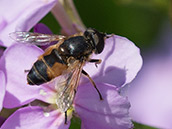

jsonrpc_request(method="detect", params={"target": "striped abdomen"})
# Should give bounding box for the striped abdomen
[27,49,67,85]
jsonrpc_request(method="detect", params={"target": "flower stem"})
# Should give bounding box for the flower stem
[51,0,86,35]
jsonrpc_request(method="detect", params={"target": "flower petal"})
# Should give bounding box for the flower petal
[33,23,56,50]
[51,2,85,36]
[36,80,60,104]
[1,106,70,129]
[128,54,172,129]
[0,116,6,128]
[0,47,4,58]
[126,23,172,129]
[74,83,133,129]
[0,71,5,111]
[83,35,143,87]
[33,23,53,34]
[0,44,44,108]
[0,0,57,47]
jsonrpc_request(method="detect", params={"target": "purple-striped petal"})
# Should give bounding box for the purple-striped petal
[74,83,133,129]
[1,106,70,129]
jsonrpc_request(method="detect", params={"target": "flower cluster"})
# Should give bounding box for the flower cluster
[0,0,143,129]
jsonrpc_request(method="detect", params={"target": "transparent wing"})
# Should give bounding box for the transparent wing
[9,32,66,46]
[54,60,84,112]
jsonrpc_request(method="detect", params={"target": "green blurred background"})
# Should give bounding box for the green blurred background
[40,0,171,128]
[42,0,170,49]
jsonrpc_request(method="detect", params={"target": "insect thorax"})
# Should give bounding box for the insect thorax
[58,36,93,60]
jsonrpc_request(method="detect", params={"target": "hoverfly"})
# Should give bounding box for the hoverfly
[10,28,108,123]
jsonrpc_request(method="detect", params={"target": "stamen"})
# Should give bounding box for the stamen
[39,89,47,96]
[44,112,50,117]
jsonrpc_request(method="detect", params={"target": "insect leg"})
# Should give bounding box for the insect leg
[74,89,77,95]
[88,59,102,67]
[82,70,103,100]
[65,111,67,124]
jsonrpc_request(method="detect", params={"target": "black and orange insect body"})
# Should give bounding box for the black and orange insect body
[27,47,67,85]
[10,28,108,122]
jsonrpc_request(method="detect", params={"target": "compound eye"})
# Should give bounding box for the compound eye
[84,28,95,37]
[84,28,105,54]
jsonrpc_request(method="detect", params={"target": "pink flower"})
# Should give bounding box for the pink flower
[0,0,85,47]
[0,0,57,47]
[0,34,142,128]
[0,0,143,128]
[127,23,172,128]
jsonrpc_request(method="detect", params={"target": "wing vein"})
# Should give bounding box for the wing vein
[55,61,85,112]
